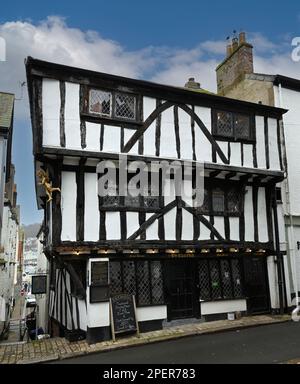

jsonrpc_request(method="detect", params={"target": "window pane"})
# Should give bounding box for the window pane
[151,261,164,304]
[216,111,233,137]
[227,187,240,214]
[220,260,233,298]
[123,261,136,295]
[212,188,224,214]
[109,262,122,295]
[115,93,136,120]
[209,260,222,299]
[234,113,250,139]
[137,261,151,305]
[198,260,210,300]
[89,89,111,116]
[231,259,243,297]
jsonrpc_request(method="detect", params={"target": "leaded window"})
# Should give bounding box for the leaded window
[198,258,243,301]
[87,88,138,122]
[195,182,242,217]
[89,89,111,116]
[109,260,164,306]
[213,110,254,141]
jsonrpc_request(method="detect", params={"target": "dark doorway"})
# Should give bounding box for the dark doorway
[165,260,199,320]
[243,257,270,314]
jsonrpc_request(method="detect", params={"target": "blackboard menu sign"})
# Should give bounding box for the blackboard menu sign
[91,261,108,286]
[110,294,139,341]
[31,275,47,294]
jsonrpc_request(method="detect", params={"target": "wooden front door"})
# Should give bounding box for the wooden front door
[165,260,199,320]
[243,257,270,314]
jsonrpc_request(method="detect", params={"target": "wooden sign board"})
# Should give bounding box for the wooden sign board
[31,275,47,295]
[110,294,139,341]
[91,261,108,286]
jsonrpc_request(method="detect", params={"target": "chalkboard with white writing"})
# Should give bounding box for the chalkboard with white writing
[110,294,139,340]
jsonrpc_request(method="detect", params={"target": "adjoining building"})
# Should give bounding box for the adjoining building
[215,32,300,306]
[0,93,21,339]
[26,56,288,343]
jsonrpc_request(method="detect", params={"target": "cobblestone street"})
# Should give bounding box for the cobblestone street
[0,315,290,364]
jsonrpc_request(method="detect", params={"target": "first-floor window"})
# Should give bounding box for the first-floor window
[198,258,243,301]
[109,260,164,306]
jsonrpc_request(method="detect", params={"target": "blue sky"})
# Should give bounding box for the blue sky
[0,0,300,225]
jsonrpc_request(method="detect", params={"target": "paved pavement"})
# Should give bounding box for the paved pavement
[55,321,300,364]
[0,314,290,364]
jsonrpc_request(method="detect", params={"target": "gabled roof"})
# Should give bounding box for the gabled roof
[0,92,14,129]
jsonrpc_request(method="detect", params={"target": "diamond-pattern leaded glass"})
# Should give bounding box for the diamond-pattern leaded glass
[125,194,140,207]
[115,93,136,120]
[102,195,120,207]
[227,188,240,214]
[231,259,242,297]
[137,261,151,306]
[217,111,233,136]
[89,89,111,116]
[220,260,233,298]
[198,260,210,300]
[144,196,159,209]
[209,260,222,299]
[212,188,224,214]
[123,261,136,295]
[234,113,250,139]
[151,261,164,304]
[109,262,122,295]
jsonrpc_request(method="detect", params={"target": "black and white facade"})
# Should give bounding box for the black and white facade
[26,57,288,343]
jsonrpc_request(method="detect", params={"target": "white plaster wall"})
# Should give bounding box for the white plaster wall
[216,141,228,164]
[84,173,99,241]
[181,209,194,240]
[106,212,121,240]
[61,171,77,241]
[193,106,212,162]
[143,97,157,156]
[257,187,268,242]
[124,128,139,154]
[267,256,279,309]
[229,217,240,241]
[243,144,253,168]
[103,125,121,153]
[126,212,140,238]
[201,299,247,315]
[42,78,60,147]
[275,87,300,214]
[230,142,241,167]
[136,305,167,322]
[244,186,254,241]
[160,107,177,158]
[214,216,225,239]
[256,116,266,169]
[65,82,81,149]
[268,118,280,170]
[178,107,193,160]
[85,122,100,151]
[145,213,158,240]
[164,209,176,240]
[199,216,211,240]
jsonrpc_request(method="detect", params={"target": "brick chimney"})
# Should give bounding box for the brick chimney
[216,32,253,96]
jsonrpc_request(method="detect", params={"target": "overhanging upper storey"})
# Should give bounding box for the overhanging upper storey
[26,56,287,176]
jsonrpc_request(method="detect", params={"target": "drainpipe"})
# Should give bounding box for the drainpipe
[272,185,284,314]
[278,82,299,310]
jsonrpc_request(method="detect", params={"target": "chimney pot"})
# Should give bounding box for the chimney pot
[184,78,201,89]
[226,44,233,57]
[239,32,246,45]
[232,37,239,51]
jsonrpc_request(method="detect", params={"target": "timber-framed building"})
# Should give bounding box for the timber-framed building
[26,57,288,343]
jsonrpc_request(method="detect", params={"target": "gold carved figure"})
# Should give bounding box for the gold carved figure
[37,169,61,203]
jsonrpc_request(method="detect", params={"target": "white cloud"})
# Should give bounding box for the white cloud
[0,16,300,224]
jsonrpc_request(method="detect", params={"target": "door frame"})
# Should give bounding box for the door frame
[163,258,200,321]
[242,256,270,315]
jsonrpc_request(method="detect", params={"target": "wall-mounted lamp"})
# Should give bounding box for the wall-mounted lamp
[229,247,238,253]
[201,249,210,254]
